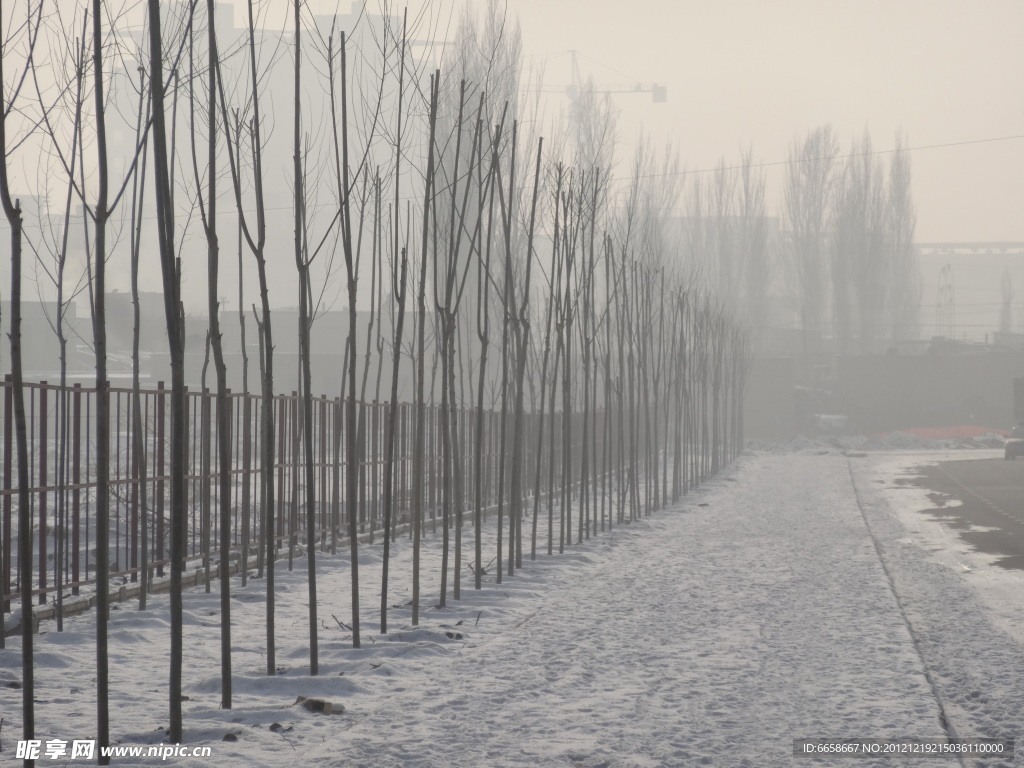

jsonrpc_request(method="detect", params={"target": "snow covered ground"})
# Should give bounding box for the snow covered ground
[2,445,1023,767]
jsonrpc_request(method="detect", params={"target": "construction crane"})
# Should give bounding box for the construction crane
[565,49,667,103]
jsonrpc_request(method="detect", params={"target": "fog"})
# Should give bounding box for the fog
[5,2,1024,759]
[511,0,1024,243]
[2,0,1023,423]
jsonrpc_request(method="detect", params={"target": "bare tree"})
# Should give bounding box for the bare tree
[144,0,190,744]
[334,31,362,647]
[736,148,770,339]
[473,110,503,583]
[411,71,439,626]
[781,125,837,378]
[529,165,561,560]
[129,62,151,614]
[1,0,44,752]
[887,133,919,343]
[291,0,318,676]
[434,82,483,604]
[187,0,232,704]
[504,133,543,572]
[90,1,115,754]
[832,131,898,354]
[27,16,91,628]
[217,0,278,674]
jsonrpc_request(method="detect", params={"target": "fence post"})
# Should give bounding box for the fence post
[332,396,341,554]
[39,382,48,605]
[224,388,233,556]
[141,387,151,596]
[290,392,299,564]
[241,393,252,582]
[399,402,407,541]
[156,382,166,577]
[359,400,367,535]
[184,385,192,564]
[429,403,437,533]
[2,374,11,613]
[72,384,81,595]
[371,400,379,537]
[130,389,139,583]
[256,393,266,577]
[277,396,286,547]
[201,388,211,591]
[319,397,327,549]
[115,389,122,573]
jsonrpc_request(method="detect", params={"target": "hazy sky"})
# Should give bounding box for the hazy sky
[285,0,1018,244]
[494,0,1023,243]
[3,0,1021,321]
[12,0,1023,245]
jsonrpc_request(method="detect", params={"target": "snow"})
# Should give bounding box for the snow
[2,448,1023,767]
[746,432,1008,454]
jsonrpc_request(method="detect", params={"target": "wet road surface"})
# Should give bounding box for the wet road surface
[904,456,1024,570]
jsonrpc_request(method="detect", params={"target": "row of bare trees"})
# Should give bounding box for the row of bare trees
[2,0,753,761]
[781,125,920,360]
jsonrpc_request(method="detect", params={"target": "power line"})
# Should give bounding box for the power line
[2,133,1021,231]
[625,134,1024,182]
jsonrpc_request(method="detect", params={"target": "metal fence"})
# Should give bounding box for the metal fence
[1,376,614,613]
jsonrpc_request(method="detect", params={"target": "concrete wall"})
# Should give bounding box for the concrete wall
[744,356,798,440]
[835,349,1024,434]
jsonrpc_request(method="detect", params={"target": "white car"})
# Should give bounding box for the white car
[1005,426,1024,459]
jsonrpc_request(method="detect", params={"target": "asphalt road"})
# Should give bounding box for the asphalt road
[905,456,1024,570]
